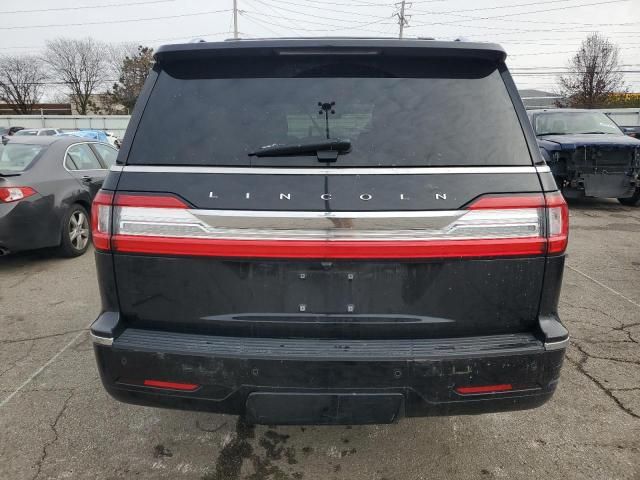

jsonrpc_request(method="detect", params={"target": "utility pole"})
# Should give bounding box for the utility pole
[233,0,239,39]
[394,1,411,39]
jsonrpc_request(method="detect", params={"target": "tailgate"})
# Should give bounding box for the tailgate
[108,168,550,339]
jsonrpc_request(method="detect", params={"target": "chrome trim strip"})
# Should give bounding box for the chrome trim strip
[191,209,466,233]
[544,337,569,351]
[63,141,110,173]
[115,165,546,175]
[90,332,114,346]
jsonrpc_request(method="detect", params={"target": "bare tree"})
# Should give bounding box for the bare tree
[105,42,139,80]
[43,38,110,115]
[0,55,47,114]
[558,33,626,108]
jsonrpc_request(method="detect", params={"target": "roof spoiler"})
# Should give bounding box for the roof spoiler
[154,38,507,63]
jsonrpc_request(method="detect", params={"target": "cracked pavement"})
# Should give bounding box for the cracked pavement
[1,197,639,480]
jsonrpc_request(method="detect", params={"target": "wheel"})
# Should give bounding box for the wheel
[57,204,91,257]
[618,188,640,206]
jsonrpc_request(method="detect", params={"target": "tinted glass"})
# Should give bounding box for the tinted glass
[534,112,623,136]
[129,58,531,167]
[65,143,102,170]
[0,143,45,172]
[93,143,118,167]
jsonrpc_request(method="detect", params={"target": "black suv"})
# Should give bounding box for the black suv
[90,39,569,425]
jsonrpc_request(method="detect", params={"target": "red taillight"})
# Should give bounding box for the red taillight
[545,191,569,254]
[91,192,188,252]
[91,190,114,251]
[101,191,568,259]
[143,379,199,391]
[113,193,188,208]
[455,384,513,395]
[467,193,545,210]
[0,186,37,203]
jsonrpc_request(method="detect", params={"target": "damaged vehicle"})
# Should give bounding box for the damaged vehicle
[529,109,640,206]
[90,38,569,425]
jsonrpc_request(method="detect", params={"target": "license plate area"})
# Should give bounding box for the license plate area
[287,268,356,314]
[245,392,404,425]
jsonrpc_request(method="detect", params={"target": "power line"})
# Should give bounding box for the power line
[256,0,391,19]
[412,10,640,28]
[411,0,628,18]
[409,0,632,33]
[0,0,177,15]
[411,0,594,15]
[0,8,232,31]
[266,0,399,6]
[242,0,306,36]
[244,0,393,26]
[239,10,393,32]
[509,47,640,57]
[511,70,640,75]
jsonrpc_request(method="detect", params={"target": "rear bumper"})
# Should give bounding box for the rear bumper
[0,196,57,253]
[91,314,568,424]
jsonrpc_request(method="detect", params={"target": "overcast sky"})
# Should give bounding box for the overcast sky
[1,0,639,94]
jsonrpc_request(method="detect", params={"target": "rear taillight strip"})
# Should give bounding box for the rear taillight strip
[111,236,548,259]
[91,192,568,259]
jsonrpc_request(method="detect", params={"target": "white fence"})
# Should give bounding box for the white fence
[2,109,639,137]
[0,115,131,138]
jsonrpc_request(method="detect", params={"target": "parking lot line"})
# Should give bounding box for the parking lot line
[567,264,640,310]
[0,330,87,409]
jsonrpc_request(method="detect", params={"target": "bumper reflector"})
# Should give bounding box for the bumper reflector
[143,379,200,391]
[455,384,513,395]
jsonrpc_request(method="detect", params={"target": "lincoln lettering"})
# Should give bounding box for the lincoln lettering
[207,192,448,200]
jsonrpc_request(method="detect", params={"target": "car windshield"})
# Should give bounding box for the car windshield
[14,130,38,136]
[534,112,623,136]
[0,143,45,172]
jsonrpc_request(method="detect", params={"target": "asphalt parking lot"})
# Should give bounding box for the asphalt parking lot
[1,198,639,480]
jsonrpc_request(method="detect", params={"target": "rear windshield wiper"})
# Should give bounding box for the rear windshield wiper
[538,132,566,136]
[0,171,21,177]
[248,139,351,160]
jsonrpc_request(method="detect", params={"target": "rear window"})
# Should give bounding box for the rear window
[128,57,531,167]
[0,143,45,172]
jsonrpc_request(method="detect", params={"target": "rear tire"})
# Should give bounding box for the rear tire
[618,188,640,206]
[57,204,91,257]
